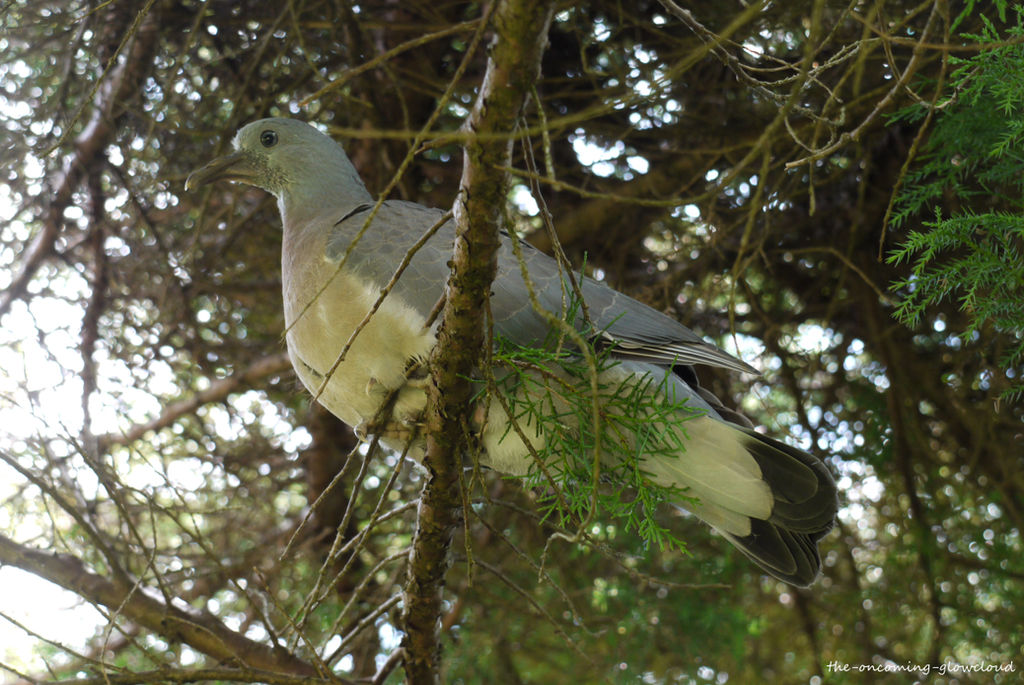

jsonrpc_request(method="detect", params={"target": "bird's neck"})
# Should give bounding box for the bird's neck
[278,151,374,231]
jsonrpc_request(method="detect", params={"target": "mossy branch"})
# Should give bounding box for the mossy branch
[399,1,557,683]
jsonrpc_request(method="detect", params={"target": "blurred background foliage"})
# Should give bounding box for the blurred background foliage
[0,0,1021,683]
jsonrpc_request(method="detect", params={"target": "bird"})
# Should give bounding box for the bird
[186,117,837,586]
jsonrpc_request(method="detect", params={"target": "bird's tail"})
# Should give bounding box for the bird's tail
[645,417,837,586]
[481,359,837,585]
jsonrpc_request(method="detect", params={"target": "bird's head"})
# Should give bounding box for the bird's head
[186,118,353,197]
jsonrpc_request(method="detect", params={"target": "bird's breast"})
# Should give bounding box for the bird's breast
[281,228,436,429]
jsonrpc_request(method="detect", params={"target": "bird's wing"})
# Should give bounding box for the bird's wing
[324,200,454,318]
[326,199,755,374]
[490,232,758,374]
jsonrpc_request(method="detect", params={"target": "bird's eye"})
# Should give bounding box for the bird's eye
[259,130,278,147]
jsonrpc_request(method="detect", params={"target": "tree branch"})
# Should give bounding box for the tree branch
[0,2,160,319]
[97,352,292,448]
[399,1,556,682]
[0,534,323,679]
[21,667,344,685]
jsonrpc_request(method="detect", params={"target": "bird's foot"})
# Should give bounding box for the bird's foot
[365,372,429,426]
[354,415,424,454]
[360,367,430,457]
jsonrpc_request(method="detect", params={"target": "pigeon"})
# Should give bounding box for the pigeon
[186,118,837,585]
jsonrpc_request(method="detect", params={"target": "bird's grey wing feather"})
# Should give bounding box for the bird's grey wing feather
[325,200,557,346]
[326,199,754,374]
[324,200,456,322]
[492,234,757,374]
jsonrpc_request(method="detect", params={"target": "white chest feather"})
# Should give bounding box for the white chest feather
[281,226,436,429]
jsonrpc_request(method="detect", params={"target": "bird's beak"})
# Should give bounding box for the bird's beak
[185,150,258,191]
